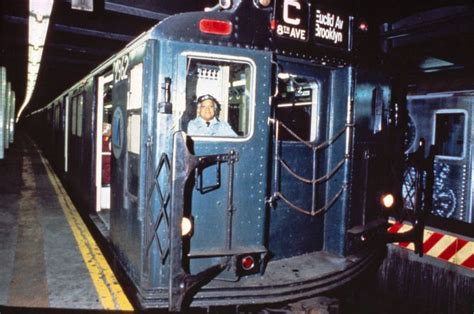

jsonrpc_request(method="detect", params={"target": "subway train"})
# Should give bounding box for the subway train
[404,71,474,236]
[25,0,428,311]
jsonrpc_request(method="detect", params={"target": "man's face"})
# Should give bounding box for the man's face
[198,99,216,122]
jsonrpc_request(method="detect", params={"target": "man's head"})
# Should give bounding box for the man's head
[197,94,218,122]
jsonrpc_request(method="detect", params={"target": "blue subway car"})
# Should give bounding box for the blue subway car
[26,0,419,310]
[405,72,474,234]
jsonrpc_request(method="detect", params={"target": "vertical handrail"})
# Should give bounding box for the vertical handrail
[311,147,317,213]
[273,119,280,199]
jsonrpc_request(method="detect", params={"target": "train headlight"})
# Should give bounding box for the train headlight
[381,193,395,209]
[181,217,193,236]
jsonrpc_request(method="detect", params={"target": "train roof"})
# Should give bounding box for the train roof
[152,0,353,66]
[30,0,356,116]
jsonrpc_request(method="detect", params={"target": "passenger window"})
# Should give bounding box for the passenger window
[77,94,83,137]
[71,97,77,135]
[275,74,319,142]
[126,63,143,199]
[127,63,142,154]
[434,112,466,158]
[183,58,253,138]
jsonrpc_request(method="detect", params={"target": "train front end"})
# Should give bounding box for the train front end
[108,1,400,310]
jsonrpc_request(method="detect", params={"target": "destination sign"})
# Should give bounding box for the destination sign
[274,0,309,42]
[313,8,349,49]
[273,1,351,51]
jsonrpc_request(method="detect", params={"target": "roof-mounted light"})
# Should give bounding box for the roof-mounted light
[199,19,232,36]
[219,0,232,10]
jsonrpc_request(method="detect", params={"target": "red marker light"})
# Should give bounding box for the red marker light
[241,255,255,270]
[270,19,276,30]
[199,19,232,36]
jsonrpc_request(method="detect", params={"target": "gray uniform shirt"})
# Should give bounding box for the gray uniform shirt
[187,117,237,137]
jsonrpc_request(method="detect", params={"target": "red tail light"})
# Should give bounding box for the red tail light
[241,255,255,270]
[199,19,232,36]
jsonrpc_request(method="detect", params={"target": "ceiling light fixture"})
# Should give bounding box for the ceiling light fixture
[16,0,54,122]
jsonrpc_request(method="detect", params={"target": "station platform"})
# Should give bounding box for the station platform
[0,133,133,312]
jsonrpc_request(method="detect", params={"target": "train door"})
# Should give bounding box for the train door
[172,50,272,279]
[95,73,113,217]
[110,54,144,230]
[67,90,84,190]
[268,61,349,257]
[407,94,473,223]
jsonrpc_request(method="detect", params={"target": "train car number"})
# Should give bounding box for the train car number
[113,55,129,83]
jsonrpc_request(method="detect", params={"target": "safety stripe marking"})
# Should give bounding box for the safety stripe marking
[438,239,468,261]
[423,231,444,253]
[425,234,456,257]
[388,219,474,270]
[36,144,133,311]
[449,241,472,265]
[461,254,474,268]
[388,223,404,234]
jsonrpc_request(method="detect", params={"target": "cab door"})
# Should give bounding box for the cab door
[173,49,272,278]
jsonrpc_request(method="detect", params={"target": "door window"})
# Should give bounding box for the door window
[126,63,143,198]
[434,111,466,159]
[275,74,319,142]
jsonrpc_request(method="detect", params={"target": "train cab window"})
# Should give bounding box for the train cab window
[434,111,466,158]
[275,74,319,142]
[183,57,253,138]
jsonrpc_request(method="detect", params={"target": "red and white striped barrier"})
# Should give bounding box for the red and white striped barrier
[388,220,474,270]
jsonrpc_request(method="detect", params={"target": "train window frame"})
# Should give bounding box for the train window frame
[126,62,143,155]
[275,73,320,143]
[125,62,143,200]
[178,52,256,142]
[432,109,468,160]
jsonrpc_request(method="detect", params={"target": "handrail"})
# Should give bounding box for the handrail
[278,120,352,151]
[279,155,347,185]
[270,117,352,216]
[275,184,346,216]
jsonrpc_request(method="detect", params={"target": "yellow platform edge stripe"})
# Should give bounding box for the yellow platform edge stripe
[36,145,133,311]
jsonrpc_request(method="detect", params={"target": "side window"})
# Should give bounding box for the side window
[72,97,77,135]
[275,74,319,142]
[77,94,83,137]
[55,104,58,129]
[126,63,143,198]
[184,57,253,138]
[127,63,142,154]
[434,111,466,158]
